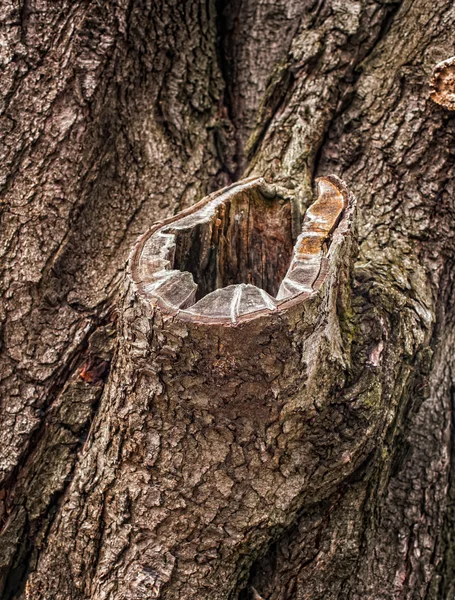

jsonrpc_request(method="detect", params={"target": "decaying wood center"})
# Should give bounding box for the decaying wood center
[130,176,350,325]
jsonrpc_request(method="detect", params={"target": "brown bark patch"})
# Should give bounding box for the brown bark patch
[430,56,455,110]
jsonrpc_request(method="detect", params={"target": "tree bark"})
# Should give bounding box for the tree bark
[1,0,455,599]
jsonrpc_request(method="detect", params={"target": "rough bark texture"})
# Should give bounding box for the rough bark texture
[1,0,455,599]
[23,178,356,599]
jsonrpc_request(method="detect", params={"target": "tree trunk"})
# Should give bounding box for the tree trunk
[1,1,454,599]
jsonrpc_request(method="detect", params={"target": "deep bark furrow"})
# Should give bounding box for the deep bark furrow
[215,0,303,177]
[246,0,407,199]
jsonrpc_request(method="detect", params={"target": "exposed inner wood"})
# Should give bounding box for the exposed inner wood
[277,178,347,299]
[171,186,294,300]
[131,177,350,324]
